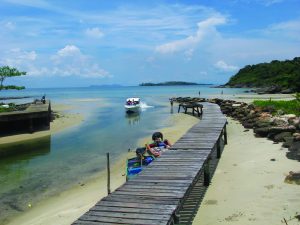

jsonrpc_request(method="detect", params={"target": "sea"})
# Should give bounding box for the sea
[0,85,248,223]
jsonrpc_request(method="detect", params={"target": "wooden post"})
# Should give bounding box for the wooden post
[106,153,111,195]
[204,160,210,186]
[217,138,221,158]
[223,125,228,145]
[178,104,181,113]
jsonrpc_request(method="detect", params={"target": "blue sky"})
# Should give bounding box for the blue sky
[0,0,299,87]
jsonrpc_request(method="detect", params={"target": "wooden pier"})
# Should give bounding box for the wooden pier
[72,102,227,225]
[0,100,51,134]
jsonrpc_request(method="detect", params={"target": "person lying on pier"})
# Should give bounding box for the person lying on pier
[145,132,171,157]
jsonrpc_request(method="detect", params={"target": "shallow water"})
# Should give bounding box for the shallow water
[0,85,247,223]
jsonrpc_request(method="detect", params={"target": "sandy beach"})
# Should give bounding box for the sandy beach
[4,112,200,225]
[193,117,300,225]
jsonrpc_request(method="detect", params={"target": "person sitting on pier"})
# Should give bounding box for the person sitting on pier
[145,132,171,157]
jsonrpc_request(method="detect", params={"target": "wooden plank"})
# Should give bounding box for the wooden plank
[86,211,171,220]
[96,201,177,211]
[78,215,169,225]
[102,195,180,205]
[90,205,173,215]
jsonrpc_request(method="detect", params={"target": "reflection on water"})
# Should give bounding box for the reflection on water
[125,112,140,126]
[0,136,51,158]
[0,136,51,224]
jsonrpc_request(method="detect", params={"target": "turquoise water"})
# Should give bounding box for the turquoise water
[0,86,247,222]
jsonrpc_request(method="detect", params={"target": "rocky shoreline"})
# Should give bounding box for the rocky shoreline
[207,98,300,162]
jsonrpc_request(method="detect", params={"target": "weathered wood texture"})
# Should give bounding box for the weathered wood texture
[72,102,227,225]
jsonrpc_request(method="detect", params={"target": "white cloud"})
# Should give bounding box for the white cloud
[214,60,238,72]
[155,16,226,54]
[0,46,110,78]
[0,48,37,66]
[4,21,15,30]
[85,27,104,38]
[50,45,110,78]
[184,49,194,61]
[264,20,300,40]
[56,45,81,57]
[261,0,284,6]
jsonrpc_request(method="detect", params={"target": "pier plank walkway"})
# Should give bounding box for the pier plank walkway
[72,102,227,225]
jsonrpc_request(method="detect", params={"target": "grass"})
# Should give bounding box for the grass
[0,103,16,113]
[253,99,300,116]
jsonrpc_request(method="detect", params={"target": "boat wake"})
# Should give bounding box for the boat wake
[140,102,153,111]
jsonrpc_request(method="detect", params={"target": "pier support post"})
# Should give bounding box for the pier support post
[223,125,228,145]
[204,160,210,186]
[107,152,111,195]
[217,139,221,158]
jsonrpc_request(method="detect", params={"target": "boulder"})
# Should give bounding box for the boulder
[285,171,300,185]
[273,132,293,142]
[254,127,270,137]
[287,141,300,161]
[281,89,294,94]
[282,137,295,148]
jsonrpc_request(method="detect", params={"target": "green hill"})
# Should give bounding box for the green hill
[226,57,300,91]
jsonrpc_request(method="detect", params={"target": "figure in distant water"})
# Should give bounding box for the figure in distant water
[221,90,223,95]
[41,95,46,104]
[198,91,201,96]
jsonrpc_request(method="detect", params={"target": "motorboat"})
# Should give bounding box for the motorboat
[125,97,140,113]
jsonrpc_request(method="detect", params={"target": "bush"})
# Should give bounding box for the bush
[253,99,300,116]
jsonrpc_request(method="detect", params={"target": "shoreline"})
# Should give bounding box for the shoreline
[4,112,200,225]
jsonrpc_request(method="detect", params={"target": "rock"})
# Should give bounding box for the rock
[273,132,292,142]
[254,127,270,137]
[281,89,294,94]
[293,133,300,141]
[242,121,254,129]
[286,143,300,160]
[271,117,289,126]
[254,120,272,128]
[257,85,282,94]
[288,141,300,151]
[283,137,296,148]
[284,171,300,185]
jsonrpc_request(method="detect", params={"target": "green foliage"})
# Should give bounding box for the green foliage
[0,66,26,91]
[253,99,300,116]
[227,57,300,91]
[0,103,16,113]
[2,85,25,90]
[294,93,300,101]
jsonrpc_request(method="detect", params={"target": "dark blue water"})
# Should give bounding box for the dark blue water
[0,85,247,222]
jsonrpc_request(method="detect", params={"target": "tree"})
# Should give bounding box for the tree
[0,66,26,91]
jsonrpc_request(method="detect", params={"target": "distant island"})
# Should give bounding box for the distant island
[223,57,300,93]
[89,84,123,88]
[139,81,212,86]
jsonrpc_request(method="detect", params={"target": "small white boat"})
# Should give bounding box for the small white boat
[125,98,141,113]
